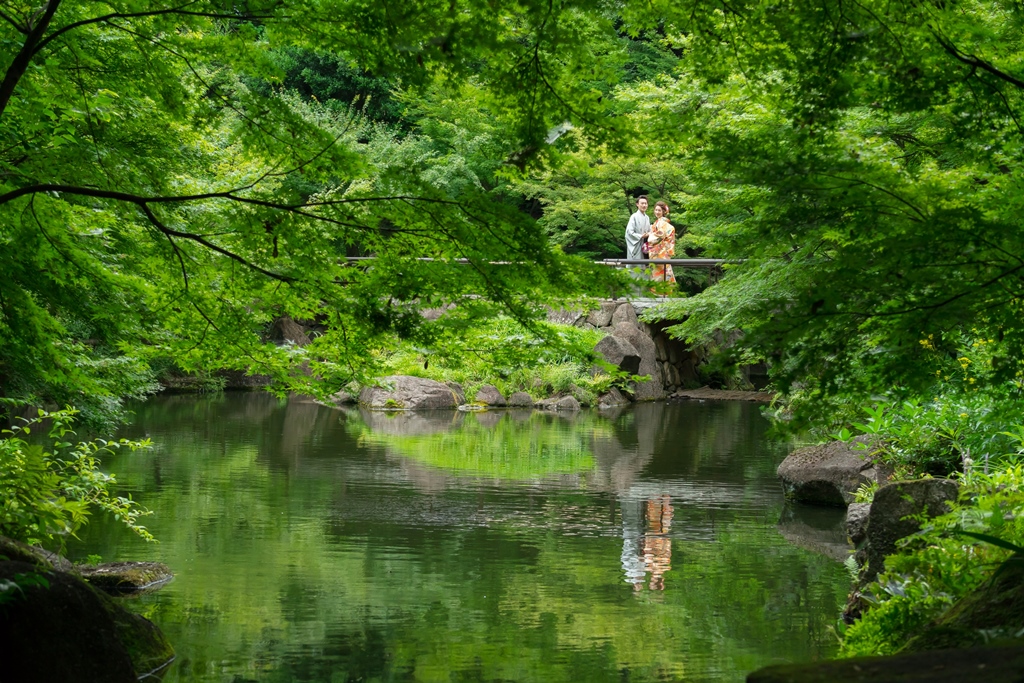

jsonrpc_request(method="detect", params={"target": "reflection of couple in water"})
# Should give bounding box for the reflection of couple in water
[620,495,673,591]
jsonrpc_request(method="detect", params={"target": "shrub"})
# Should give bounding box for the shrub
[0,408,154,549]
[841,463,1024,656]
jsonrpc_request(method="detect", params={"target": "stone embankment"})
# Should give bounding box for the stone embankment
[552,300,715,399]
[330,299,768,413]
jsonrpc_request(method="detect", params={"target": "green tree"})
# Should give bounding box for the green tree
[623,1,1024,422]
[0,0,625,425]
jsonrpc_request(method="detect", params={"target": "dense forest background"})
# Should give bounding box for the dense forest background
[1,0,1017,430]
[5,0,1024,660]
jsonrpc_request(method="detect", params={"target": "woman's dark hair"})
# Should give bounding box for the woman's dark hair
[655,200,669,215]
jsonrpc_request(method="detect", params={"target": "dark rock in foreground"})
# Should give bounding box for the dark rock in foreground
[0,557,174,682]
[358,375,463,411]
[0,536,73,571]
[78,561,174,594]
[906,562,1024,652]
[747,644,1024,682]
[777,438,891,506]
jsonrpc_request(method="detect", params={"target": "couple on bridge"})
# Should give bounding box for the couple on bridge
[624,195,676,284]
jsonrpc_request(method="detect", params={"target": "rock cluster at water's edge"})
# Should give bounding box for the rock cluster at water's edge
[357,375,463,411]
[344,376,591,413]
[841,478,958,623]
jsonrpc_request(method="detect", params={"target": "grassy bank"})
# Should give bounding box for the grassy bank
[360,316,620,406]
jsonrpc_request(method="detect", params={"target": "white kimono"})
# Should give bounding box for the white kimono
[624,210,651,260]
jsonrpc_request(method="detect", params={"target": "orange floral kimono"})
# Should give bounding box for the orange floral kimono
[647,217,675,283]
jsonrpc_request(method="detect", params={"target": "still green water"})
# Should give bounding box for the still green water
[71,393,851,683]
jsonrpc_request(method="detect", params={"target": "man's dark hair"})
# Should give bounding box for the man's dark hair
[636,195,648,202]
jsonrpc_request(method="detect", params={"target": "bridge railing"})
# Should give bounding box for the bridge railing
[597,258,731,284]
[342,256,733,284]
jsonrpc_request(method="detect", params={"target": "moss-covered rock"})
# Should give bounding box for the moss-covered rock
[78,561,173,594]
[776,437,889,507]
[103,592,176,676]
[0,558,174,681]
[0,536,73,571]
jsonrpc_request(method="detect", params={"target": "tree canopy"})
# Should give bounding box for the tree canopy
[627,0,1024,422]
[5,0,1024,426]
[0,0,630,423]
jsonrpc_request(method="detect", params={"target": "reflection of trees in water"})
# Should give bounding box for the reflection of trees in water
[621,495,674,591]
[122,393,374,476]
[73,394,848,682]
[589,401,781,496]
[354,409,597,485]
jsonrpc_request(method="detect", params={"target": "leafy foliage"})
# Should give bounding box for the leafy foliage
[0,408,153,548]
[841,463,1024,656]
[619,1,1024,422]
[369,315,614,403]
[0,0,629,425]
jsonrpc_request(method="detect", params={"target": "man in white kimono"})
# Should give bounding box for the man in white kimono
[624,195,650,261]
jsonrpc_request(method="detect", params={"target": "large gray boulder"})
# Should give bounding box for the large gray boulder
[777,437,890,506]
[507,391,533,407]
[358,375,463,411]
[445,381,466,405]
[610,303,638,327]
[555,395,581,412]
[861,478,959,583]
[593,335,641,375]
[475,385,506,407]
[586,301,619,328]
[610,322,664,401]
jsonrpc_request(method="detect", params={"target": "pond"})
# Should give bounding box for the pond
[70,393,851,682]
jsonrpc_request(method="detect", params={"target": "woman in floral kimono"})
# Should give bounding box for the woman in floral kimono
[647,201,676,286]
